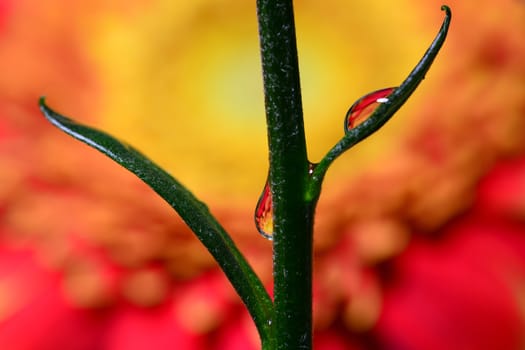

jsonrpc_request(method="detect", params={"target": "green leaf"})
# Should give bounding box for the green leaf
[39,98,274,342]
[307,5,452,201]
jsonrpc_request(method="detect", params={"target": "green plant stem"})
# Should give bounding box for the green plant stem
[256,0,313,349]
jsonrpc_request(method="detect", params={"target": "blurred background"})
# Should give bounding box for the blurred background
[0,0,524,349]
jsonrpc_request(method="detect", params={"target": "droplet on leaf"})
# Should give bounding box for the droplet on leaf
[344,87,396,132]
[255,163,317,240]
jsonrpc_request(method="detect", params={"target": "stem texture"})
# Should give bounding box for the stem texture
[256,0,313,348]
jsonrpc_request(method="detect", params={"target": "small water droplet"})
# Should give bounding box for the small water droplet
[344,87,396,132]
[255,179,273,240]
[255,163,318,240]
[308,162,315,175]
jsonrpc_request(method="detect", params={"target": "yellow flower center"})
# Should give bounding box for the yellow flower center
[91,0,431,200]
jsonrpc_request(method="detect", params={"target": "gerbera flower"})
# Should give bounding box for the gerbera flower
[0,0,524,349]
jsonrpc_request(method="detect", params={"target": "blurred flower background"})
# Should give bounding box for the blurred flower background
[1,0,525,349]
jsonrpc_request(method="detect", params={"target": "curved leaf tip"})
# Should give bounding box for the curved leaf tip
[38,97,274,340]
[306,5,452,201]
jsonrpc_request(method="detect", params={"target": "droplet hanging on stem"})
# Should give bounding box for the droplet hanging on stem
[255,180,273,240]
[344,87,396,132]
[255,163,317,240]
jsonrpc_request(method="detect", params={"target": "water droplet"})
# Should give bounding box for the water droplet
[344,87,396,132]
[255,163,317,240]
[255,179,273,240]
[308,162,317,175]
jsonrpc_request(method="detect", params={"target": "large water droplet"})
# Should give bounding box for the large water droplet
[255,163,317,240]
[344,87,396,132]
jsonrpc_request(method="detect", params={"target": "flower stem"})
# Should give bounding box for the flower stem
[256,0,313,349]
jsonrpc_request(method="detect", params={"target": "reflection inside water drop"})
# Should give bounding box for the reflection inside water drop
[344,87,396,131]
[254,163,317,240]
